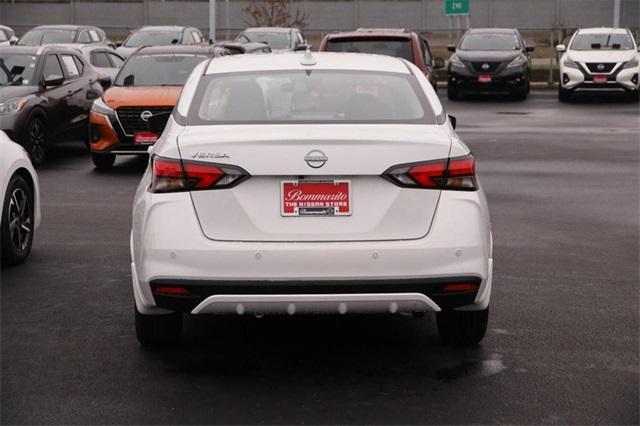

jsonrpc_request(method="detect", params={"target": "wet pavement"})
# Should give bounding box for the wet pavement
[1,91,638,424]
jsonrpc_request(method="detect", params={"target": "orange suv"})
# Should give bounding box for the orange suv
[88,45,228,169]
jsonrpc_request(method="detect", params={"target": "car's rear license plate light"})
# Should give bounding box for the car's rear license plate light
[281,180,351,217]
[593,75,607,84]
[478,75,492,83]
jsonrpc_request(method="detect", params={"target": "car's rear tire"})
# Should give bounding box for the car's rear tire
[23,117,47,166]
[91,153,116,171]
[135,305,182,346]
[558,87,572,102]
[1,175,35,266]
[436,307,489,347]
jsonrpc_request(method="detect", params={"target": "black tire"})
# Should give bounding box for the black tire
[558,87,572,103]
[513,87,527,101]
[23,117,47,166]
[1,175,35,266]
[436,307,489,347]
[447,84,460,101]
[135,304,182,346]
[628,91,639,103]
[91,153,116,171]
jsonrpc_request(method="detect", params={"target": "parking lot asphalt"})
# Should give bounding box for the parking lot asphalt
[1,91,638,425]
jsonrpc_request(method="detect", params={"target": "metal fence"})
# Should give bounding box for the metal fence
[1,0,638,39]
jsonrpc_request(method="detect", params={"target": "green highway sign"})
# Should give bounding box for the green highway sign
[445,0,470,16]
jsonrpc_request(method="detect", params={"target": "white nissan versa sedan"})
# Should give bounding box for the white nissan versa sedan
[131,52,493,346]
[1,131,40,266]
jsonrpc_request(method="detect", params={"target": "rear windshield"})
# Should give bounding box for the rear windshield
[238,32,291,50]
[114,54,207,86]
[570,33,635,50]
[459,34,520,51]
[18,29,76,46]
[0,54,37,86]
[124,31,182,47]
[325,38,414,62]
[185,70,435,125]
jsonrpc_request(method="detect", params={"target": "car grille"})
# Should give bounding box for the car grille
[469,61,503,73]
[116,106,174,135]
[584,62,617,73]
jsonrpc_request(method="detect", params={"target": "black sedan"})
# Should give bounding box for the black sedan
[0,45,108,165]
[447,28,534,100]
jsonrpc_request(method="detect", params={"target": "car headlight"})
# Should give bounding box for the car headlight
[0,97,29,115]
[622,57,639,69]
[91,97,115,116]
[449,55,465,69]
[506,55,527,69]
[563,57,580,69]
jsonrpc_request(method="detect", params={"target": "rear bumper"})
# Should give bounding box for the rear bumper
[149,275,484,313]
[131,182,493,315]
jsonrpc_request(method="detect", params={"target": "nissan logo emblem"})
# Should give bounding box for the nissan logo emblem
[304,149,328,169]
[481,63,490,70]
[596,63,605,71]
[140,110,153,122]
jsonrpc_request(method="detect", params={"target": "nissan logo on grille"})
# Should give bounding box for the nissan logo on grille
[304,150,328,168]
[140,110,153,122]
[481,63,490,70]
[596,63,605,71]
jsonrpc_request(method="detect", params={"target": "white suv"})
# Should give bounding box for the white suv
[557,27,639,102]
[130,52,493,347]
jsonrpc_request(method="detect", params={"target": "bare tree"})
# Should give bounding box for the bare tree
[243,0,309,28]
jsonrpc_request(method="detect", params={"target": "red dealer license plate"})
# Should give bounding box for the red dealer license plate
[281,180,351,217]
[593,75,607,84]
[478,75,492,83]
[134,131,158,145]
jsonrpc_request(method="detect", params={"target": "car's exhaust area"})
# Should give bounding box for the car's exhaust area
[190,293,442,315]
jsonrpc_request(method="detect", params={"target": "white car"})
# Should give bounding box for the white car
[557,27,640,102]
[131,52,493,346]
[1,131,40,265]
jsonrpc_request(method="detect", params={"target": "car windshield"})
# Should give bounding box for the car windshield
[0,54,37,86]
[459,34,520,51]
[570,33,635,50]
[325,38,414,62]
[18,29,76,46]
[114,54,207,86]
[124,31,182,47]
[238,32,291,50]
[187,70,435,124]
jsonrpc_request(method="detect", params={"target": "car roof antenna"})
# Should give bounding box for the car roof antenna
[300,48,316,66]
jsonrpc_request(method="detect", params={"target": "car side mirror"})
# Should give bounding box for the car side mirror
[433,57,445,69]
[525,44,535,52]
[447,44,457,52]
[43,74,64,87]
[448,114,457,130]
[9,37,17,45]
[98,74,112,89]
[556,44,566,53]
[146,112,172,135]
[115,41,123,48]
[294,43,311,51]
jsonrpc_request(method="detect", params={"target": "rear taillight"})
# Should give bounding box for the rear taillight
[383,154,477,191]
[150,156,249,193]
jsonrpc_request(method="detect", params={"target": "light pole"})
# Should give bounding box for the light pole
[209,0,216,42]
[613,0,620,28]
